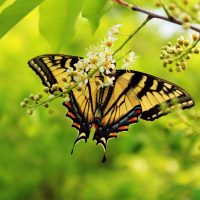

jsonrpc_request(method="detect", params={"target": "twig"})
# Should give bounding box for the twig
[160,0,173,19]
[112,0,200,33]
[114,16,151,55]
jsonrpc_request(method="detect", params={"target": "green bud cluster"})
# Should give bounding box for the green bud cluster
[20,93,43,115]
[20,85,60,115]
[160,34,200,72]
[20,81,72,115]
[166,0,200,25]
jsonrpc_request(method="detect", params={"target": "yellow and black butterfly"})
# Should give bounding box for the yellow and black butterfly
[28,54,194,162]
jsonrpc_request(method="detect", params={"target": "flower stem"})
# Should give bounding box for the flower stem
[113,16,151,56]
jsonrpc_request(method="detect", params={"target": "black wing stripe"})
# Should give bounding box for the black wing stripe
[130,72,143,89]
[103,83,132,116]
[28,58,57,87]
[103,72,143,116]
[137,76,154,99]
[101,86,113,111]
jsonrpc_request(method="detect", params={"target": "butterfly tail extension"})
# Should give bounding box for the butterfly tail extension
[63,99,92,154]
[93,105,142,162]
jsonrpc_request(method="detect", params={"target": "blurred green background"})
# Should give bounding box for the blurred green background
[1,1,200,200]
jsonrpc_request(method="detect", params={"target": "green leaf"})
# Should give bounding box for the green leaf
[0,0,44,39]
[0,0,6,7]
[82,0,112,33]
[39,0,84,52]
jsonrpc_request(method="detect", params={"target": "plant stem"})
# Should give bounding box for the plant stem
[112,0,200,33]
[113,16,151,55]
[160,0,173,19]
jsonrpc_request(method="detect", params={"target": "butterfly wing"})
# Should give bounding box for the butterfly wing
[63,78,98,148]
[116,70,194,121]
[28,54,81,92]
[28,54,94,148]
[93,72,142,160]
[93,70,194,161]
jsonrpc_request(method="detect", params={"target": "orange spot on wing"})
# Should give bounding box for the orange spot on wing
[92,122,99,130]
[72,122,80,129]
[128,117,137,123]
[101,121,106,126]
[136,109,142,115]
[67,112,75,119]
[118,125,129,131]
[109,132,117,138]
[65,102,71,108]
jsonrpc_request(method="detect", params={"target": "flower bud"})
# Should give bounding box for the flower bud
[29,94,34,100]
[193,48,199,54]
[20,101,27,108]
[24,98,29,103]
[43,103,49,108]
[192,33,199,41]
[43,87,49,93]
[52,84,59,91]
[34,95,40,101]
[183,40,189,46]
[182,14,191,23]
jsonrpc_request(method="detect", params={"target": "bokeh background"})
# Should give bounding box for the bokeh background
[1,0,200,199]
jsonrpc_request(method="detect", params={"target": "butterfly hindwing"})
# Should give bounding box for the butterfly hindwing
[93,73,142,157]
[63,90,92,151]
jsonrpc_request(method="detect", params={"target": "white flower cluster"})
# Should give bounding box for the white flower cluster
[64,24,122,91]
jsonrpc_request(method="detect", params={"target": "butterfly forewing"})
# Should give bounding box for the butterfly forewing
[28,54,93,147]
[116,70,194,121]
[28,54,81,92]
[100,73,142,127]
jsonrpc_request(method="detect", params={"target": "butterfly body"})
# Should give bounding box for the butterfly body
[28,54,194,161]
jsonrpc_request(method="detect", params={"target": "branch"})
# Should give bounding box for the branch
[112,0,200,33]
